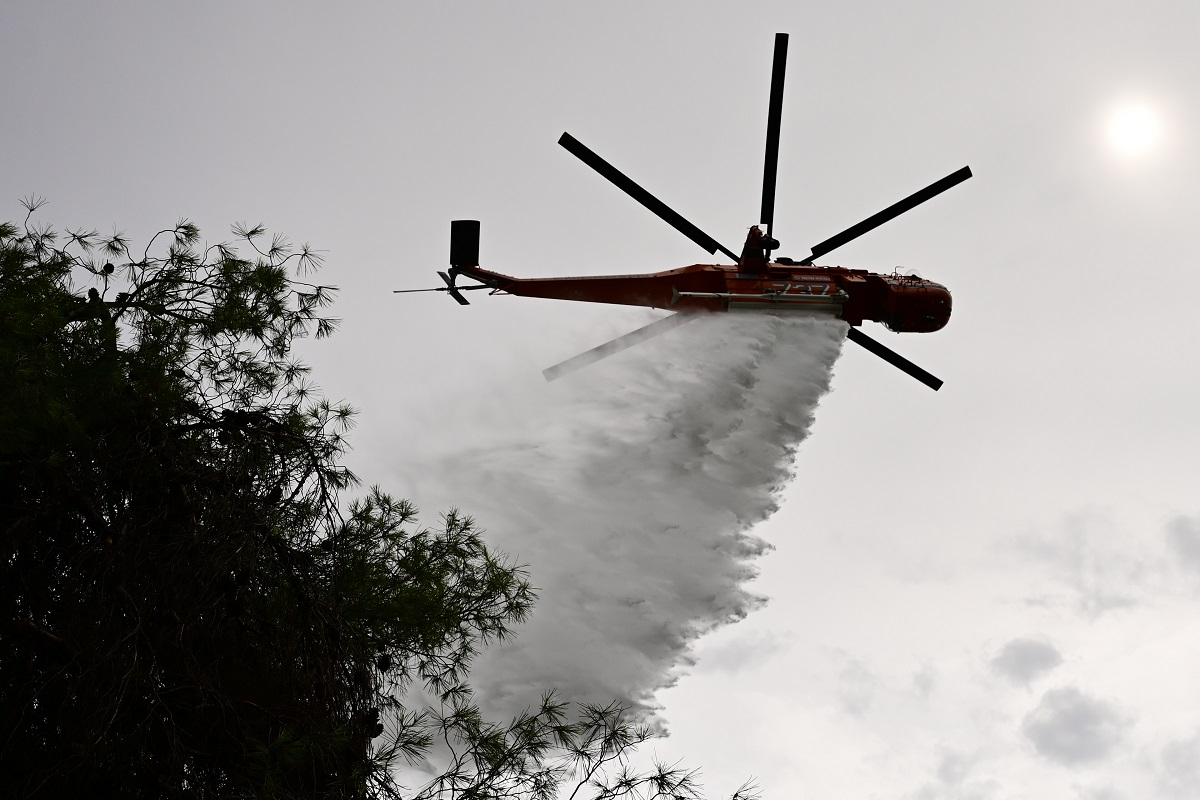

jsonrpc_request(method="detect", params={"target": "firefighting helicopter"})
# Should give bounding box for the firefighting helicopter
[397,33,971,390]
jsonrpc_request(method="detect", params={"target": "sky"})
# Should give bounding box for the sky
[4,2,1200,797]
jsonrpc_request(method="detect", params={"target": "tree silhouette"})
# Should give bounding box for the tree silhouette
[0,200,759,800]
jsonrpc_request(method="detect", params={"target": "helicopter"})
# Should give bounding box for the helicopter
[397,33,971,390]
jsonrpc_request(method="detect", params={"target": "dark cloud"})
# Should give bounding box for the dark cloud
[1166,516,1200,571]
[1159,730,1200,798]
[1021,687,1129,766]
[990,638,1063,685]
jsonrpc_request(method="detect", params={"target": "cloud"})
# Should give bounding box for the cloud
[834,652,877,717]
[990,638,1063,685]
[1158,729,1200,798]
[1166,516,1200,571]
[692,629,790,675]
[407,314,845,722]
[936,751,972,785]
[904,773,1000,800]
[1007,512,1148,616]
[912,663,936,699]
[1074,787,1127,800]
[1021,687,1130,766]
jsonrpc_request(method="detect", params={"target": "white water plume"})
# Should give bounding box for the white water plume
[407,312,846,723]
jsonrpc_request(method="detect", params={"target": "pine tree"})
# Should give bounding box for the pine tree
[0,200,759,800]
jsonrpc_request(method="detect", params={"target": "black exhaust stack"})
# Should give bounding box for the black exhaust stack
[393,220,486,306]
[450,220,480,269]
[439,220,480,305]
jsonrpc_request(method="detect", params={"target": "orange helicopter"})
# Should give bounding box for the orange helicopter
[398,34,971,390]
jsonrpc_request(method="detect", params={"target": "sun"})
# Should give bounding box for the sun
[1105,103,1162,157]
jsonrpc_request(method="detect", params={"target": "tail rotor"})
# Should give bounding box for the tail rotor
[392,219,488,304]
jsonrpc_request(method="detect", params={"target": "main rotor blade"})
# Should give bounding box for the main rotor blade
[845,327,942,390]
[760,33,789,240]
[558,132,740,263]
[803,166,972,264]
[543,312,700,381]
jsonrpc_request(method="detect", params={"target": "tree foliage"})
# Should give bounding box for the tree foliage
[0,201,759,800]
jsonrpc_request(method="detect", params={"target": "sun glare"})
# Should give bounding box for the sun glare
[1105,103,1162,157]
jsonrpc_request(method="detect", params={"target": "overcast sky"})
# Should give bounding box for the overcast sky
[5,2,1200,797]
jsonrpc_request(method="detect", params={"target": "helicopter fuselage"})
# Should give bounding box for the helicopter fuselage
[402,28,972,391]
[453,261,952,334]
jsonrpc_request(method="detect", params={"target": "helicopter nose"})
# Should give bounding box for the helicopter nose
[883,282,952,332]
[918,285,952,332]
